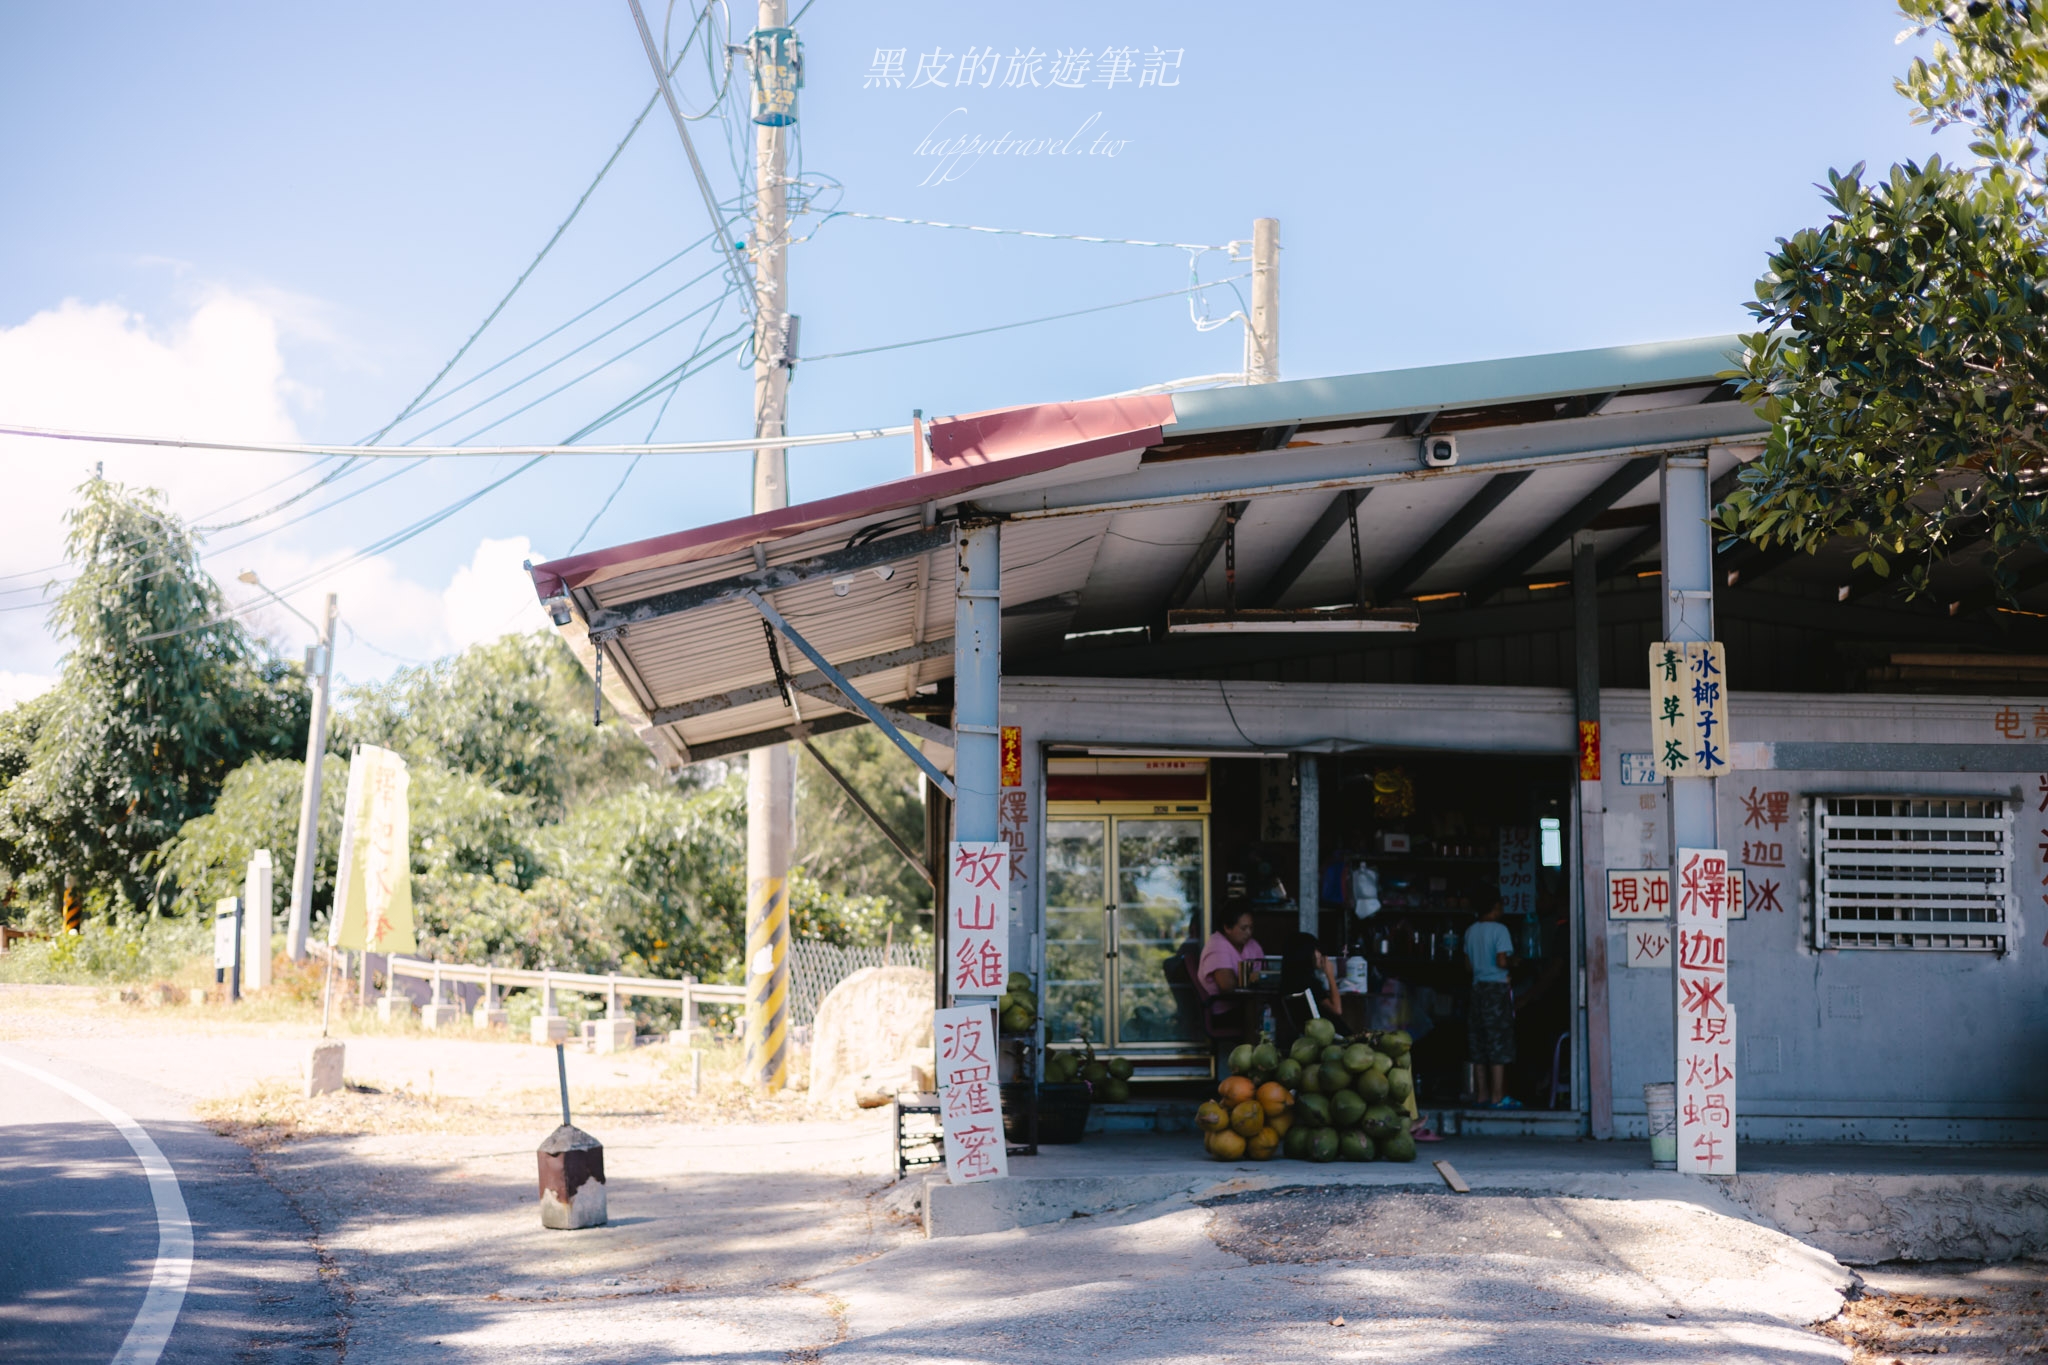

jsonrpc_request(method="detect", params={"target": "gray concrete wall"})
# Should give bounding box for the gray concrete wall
[1000,676,2048,1136]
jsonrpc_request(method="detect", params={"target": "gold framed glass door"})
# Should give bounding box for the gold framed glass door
[1044,812,1208,1053]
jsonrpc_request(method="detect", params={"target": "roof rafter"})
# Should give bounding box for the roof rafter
[1379,472,1532,599]
[1465,456,1658,604]
[1248,489,1369,609]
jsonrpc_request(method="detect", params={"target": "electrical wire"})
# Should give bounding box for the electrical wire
[823,211,1233,253]
[796,273,1249,363]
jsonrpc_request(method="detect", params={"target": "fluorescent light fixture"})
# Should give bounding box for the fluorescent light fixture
[1539,816,1563,868]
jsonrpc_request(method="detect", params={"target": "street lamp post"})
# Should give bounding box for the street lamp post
[239,571,337,961]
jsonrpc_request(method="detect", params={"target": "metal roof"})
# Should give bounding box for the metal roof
[530,336,1767,769]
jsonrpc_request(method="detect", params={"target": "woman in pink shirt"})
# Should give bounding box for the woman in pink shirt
[1196,907,1264,1006]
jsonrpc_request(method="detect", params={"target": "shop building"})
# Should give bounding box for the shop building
[530,336,2048,1142]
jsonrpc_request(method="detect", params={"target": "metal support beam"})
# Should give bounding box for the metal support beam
[798,739,935,889]
[1249,490,1367,608]
[586,524,954,632]
[952,523,1003,853]
[1467,457,1658,604]
[1378,471,1533,599]
[1572,534,1613,1139]
[1297,755,1319,937]
[1660,451,1717,860]
[742,589,956,799]
[684,711,867,763]
[1162,501,1247,616]
[648,637,954,726]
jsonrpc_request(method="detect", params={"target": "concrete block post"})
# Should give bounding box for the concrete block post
[242,851,273,992]
[304,1039,344,1097]
[594,974,634,1053]
[421,964,463,1030]
[531,968,570,1044]
[474,967,508,1030]
[949,521,1001,1009]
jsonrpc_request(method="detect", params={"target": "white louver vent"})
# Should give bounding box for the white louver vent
[1814,797,2012,952]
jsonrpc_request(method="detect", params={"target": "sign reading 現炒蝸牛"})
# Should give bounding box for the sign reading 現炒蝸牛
[934,1004,1007,1182]
[1674,846,1735,1175]
[1648,642,1731,779]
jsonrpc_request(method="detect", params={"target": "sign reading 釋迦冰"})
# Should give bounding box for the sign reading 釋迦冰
[1648,642,1732,779]
[948,841,1009,999]
[1674,846,1736,1175]
[934,1004,1008,1182]
[1497,826,1535,918]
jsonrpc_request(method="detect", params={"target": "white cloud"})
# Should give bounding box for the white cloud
[0,672,56,709]
[444,535,553,652]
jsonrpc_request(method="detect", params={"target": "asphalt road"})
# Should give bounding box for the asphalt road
[0,1045,344,1364]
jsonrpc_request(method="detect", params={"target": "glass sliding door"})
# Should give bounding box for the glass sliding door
[1043,812,1208,1054]
[1044,819,1108,1047]
[1114,819,1205,1044]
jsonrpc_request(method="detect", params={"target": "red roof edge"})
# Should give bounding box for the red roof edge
[529,392,1174,600]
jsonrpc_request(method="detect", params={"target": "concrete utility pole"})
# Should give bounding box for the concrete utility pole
[1248,217,1280,384]
[285,593,338,961]
[744,0,795,1092]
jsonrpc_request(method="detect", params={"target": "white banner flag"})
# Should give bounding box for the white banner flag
[327,745,415,955]
[934,1004,1007,1182]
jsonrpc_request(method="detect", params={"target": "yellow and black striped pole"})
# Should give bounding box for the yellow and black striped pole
[745,744,792,1089]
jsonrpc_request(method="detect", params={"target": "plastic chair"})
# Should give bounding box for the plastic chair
[1546,1030,1571,1111]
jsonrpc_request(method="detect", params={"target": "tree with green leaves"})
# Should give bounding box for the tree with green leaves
[0,478,305,918]
[1718,1,2048,600]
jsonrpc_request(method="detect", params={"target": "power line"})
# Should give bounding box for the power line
[796,273,1250,363]
[0,418,913,460]
[824,211,1235,254]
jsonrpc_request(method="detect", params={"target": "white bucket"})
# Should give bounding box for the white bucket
[1643,1082,1677,1168]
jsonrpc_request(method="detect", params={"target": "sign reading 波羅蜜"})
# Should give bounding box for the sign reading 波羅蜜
[934,1004,1007,1182]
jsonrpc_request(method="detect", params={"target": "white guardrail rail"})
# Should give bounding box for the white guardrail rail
[311,942,746,1037]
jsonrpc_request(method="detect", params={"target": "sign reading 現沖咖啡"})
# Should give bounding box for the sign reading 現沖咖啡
[934,1004,1007,1182]
[1648,642,1731,779]
[1674,846,1735,1175]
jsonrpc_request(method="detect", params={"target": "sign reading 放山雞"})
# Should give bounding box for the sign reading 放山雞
[1648,642,1731,779]
[947,841,1008,999]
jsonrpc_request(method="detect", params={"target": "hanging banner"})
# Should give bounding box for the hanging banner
[948,840,1008,998]
[327,745,416,956]
[1577,720,1601,781]
[1497,826,1535,917]
[1648,641,1732,778]
[1674,846,1735,1174]
[934,1004,1007,1181]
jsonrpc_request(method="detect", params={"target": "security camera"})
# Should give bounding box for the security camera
[1420,434,1458,468]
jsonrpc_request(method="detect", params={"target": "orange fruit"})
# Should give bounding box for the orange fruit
[1210,1128,1247,1160]
[1268,1110,1294,1138]
[1255,1081,1293,1116]
[1247,1126,1280,1160]
[1218,1075,1256,1107]
[1229,1099,1265,1138]
[1195,1099,1229,1133]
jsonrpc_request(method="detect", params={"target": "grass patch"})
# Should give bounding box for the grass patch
[0,917,210,986]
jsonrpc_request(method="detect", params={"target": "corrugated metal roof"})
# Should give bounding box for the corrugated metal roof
[532,337,1767,767]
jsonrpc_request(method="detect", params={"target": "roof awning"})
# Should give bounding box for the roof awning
[530,338,1768,769]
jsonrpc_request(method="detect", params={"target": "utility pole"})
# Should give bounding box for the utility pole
[285,593,338,960]
[1248,217,1280,384]
[744,0,799,1092]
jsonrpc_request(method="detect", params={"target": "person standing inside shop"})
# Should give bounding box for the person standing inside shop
[1464,899,1519,1109]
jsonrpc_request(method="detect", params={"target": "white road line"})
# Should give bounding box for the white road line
[0,1055,192,1365]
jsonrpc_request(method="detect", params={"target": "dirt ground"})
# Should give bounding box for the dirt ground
[1820,1263,2048,1363]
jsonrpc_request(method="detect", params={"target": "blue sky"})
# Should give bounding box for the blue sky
[0,1,1958,695]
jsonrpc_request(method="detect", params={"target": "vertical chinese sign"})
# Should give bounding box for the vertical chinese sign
[1674,846,1735,1174]
[1497,826,1535,918]
[996,727,1029,908]
[1648,641,1732,778]
[949,841,1009,999]
[934,1005,1007,1181]
[1577,720,1601,781]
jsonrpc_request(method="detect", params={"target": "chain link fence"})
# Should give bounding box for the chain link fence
[788,939,933,1029]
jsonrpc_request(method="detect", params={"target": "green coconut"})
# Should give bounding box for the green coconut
[1386,1068,1413,1103]
[1289,1036,1322,1066]
[1228,1043,1255,1075]
[1362,1104,1403,1140]
[1308,1127,1340,1162]
[1319,1060,1353,1094]
[1250,1041,1281,1073]
[1107,1057,1134,1081]
[1330,1088,1367,1128]
[1380,1131,1418,1163]
[1283,1125,1313,1159]
[1304,1017,1338,1048]
[1355,1068,1390,1104]
[1339,1130,1376,1162]
[1341,1043,1375,1074]
[1275,1058,1303,1087]
[1296,1092,1333,1129]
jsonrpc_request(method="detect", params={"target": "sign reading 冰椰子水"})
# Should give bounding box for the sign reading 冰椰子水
[1648,642,1731,779]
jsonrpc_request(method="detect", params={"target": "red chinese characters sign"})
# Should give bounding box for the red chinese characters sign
[935,1004,1007,1182]
[948,841,1009,998]
[1674,846,1735,1174]
[999,726,1022,787]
